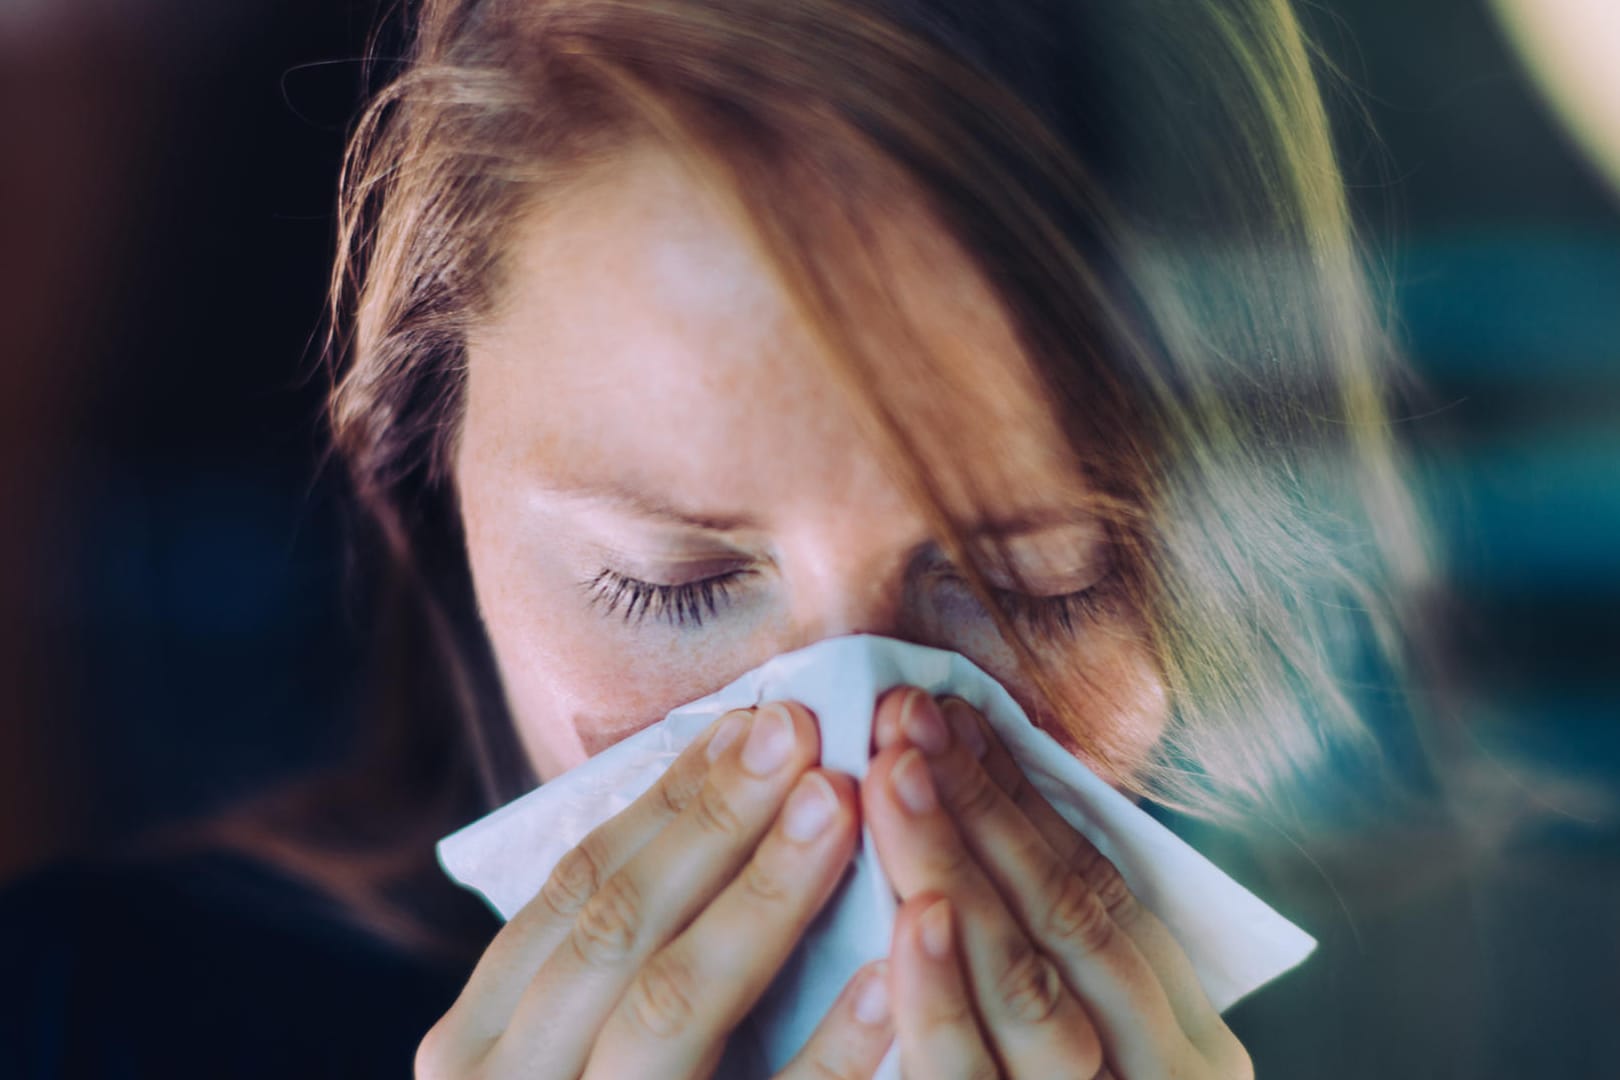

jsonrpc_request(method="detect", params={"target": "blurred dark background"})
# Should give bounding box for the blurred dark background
[0,0,386,882]
[0,0,1616,1072]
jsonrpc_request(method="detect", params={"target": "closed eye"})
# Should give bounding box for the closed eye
[919,548,1119,640]
[580,567,752,628]
[984,575,1117,637]
[580,561,1117,638]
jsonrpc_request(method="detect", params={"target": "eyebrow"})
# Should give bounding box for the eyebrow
[537,478,759,532]
[537,478,1101,538]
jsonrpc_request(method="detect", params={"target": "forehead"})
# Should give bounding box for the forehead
[462,141,1087,513]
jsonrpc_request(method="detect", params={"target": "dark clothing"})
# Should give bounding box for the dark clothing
[2,819,1615,1078]
[0,851,498,1080]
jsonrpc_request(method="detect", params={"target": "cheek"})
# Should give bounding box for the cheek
[1042,635,1170,788]
[501,626,735,774]
[461,498,776,779]
[467,578,706,780]
[951,617,1170,791]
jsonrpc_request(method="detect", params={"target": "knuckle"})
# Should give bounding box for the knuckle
[920,838,974,880]
[999,764,1032,809]
[993,936,1066,1024]
[802,1052,865,1080]
[947,762,1004,825]
[921,986,979,1034]
[570,871,643,966]
[1070,840,1140,925]
[740,853,791,906]
[657,750,710,817]
[692,780,747,841]
[656,770,691,818]
[1067,833,1106,877]
[1032,848,1073,912]
[1047,872,1118,955]
[1088,857,1139,925]
[623,949,699,1040]
[538,841,604,921]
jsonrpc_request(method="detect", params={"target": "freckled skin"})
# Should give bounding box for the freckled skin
[455,142,1167,784]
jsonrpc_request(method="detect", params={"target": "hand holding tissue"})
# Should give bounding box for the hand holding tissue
[437,635,1314,1077]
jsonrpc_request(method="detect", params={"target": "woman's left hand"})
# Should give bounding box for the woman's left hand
[863,689,1254,1080]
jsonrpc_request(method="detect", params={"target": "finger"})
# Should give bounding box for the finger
[775,961,895,1080]
[890,896,1000,1080]
[945,697,1220,1038]
[583,771,861,1077]
[910,696,1202,1076]
[871,685,912,754]
[865,719,1105,1078]
[429,706,757,1062]
[488,701,822,1078]
[872,684,972,758]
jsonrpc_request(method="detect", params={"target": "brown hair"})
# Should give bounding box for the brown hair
[245,0,1457,950]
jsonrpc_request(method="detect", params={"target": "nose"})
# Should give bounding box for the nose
[776,539,922,651]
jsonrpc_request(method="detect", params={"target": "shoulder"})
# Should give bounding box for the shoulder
[0,849,487,1079]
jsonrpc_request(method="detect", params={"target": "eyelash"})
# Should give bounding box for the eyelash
[983,578,1115,637]
[580,566,1116,637]
[581,568,751,629]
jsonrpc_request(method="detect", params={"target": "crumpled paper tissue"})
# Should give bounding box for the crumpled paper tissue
[438,634,1315,1077]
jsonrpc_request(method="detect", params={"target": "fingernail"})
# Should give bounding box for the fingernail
[705,709,751,763]
[941,698,987,759]
[873,699,903,751]
[783,772,837,842]
[741,702,796,776]
[920,899,953,959]
[891,748,937,814]
[901,690,950,756]
[853,964,891,1025]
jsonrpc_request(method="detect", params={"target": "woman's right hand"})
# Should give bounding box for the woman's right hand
[414,701,893,1080]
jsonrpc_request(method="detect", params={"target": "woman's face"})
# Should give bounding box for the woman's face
[456,142,1168,784]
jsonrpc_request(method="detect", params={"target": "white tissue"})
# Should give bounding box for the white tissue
[438,634,1315,1077]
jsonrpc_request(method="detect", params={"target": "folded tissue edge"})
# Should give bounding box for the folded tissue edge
[438,634,1316,1044]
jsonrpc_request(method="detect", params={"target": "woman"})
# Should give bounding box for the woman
[310,0,1452,1075]
[2,0,1454,1077]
